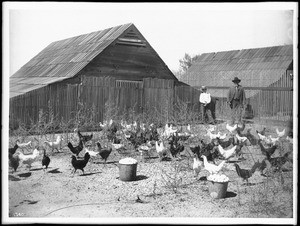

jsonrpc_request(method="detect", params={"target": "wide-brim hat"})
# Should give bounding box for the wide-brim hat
[232,77,241,83]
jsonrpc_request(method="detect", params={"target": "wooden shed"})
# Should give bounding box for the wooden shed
[9,23,200,129]
[180,45,293,122]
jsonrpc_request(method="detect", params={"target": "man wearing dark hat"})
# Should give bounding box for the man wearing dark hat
[227,77,246,125]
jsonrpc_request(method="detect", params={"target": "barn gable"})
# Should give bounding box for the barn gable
[10,23,177,98]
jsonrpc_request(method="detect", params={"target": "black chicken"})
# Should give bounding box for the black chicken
[9,153,20,173]
[9,144,19,159]
[234,161,261,184]
[67,140,84,156]
[267,152,290,171]
[245,128,258,145]
[42,149,51,170]
[71,152,90,175]
[258,139,278,158]
[215,136,235,149]
[77,130,93,144]
[236,122,246,134]
[96,142,112,164]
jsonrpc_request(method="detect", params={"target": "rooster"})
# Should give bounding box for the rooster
[44,135,63,152]
[71,152,90,175]
[17,148,40,170]
[67,140,84,156]
[76,129,93,144]
[217,144,237,160]
[258,139,278,158]
[234,161,261,184]
[9,144,19,159]
[42,149,51,171]
[96,142,112,164]
[275,128,286,138]
[201,155,226,175]
[226,123,238,133]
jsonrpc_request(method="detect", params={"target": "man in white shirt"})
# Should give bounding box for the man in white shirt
[199,86,215,124]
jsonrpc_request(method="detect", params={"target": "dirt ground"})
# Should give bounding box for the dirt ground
[6,122,295,223]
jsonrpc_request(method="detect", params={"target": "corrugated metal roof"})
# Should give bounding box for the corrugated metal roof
[10,23,134,98]
[181,45,293,98]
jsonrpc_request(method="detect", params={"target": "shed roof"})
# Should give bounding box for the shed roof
[10,23,176,98]
[181,45,293,98]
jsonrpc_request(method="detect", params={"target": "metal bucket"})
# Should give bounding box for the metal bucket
[119,163,137,181]
[208,181,228,199]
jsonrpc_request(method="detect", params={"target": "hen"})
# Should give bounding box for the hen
[264,152,290,172]
[76,129,93,144]
[9,144,19,159]
[96,142,112,164]
[207,130,221,140]
[155,140,167,160]
[226,123,238,133]
[257,127,267,135]
[71,152,90,175]
[193,152,203,178]
[245,128,258,145]
[9,153,20,173]
[18,148,40,170]
[67,140,84,156]
[235,133,248,143]
[275,128,286,138]
[236,122,246,134]
[215,136,235,149]
[42,149,51,170]
[234,161,261,184]
[217,144,237,160]
[258,139,278,158]
[44,135,63,152]
[201,155,226,175]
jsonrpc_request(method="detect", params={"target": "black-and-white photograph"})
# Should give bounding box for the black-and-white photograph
[2,2,298,224]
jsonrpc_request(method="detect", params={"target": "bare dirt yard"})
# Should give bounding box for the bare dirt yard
[6,122,295,223]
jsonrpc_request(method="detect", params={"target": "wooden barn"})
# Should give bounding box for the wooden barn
[9,23,200,130]
[180,45,293,122]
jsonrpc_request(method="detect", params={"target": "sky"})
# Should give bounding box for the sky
[4,2,297,76]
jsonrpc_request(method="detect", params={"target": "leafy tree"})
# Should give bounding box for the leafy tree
[179,53,200,73]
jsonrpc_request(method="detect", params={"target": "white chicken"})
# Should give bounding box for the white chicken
[44,135,63,152]
[163,124,178,138]
[84,147,99,157]
[193,154,203,178]
[111,143,125,151]
[16,140,32,149]
[218,133,227,140]
[266,135,280,145]
[226,123,238,133]
[276,128,286,138]
[235,133,248,143]
[155,140,167,159]
[217,144,238,160]
[17,148,40,169]
[207,130,220,140]
[201,155,226,175]
[257,132,268,142]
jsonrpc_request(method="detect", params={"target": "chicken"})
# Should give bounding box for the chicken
[217,144,237,160]
[17,148,40,170]
[257,127,267,135]
[266,152,290,172]
[155,140,167,160]
[44,135,63,152]
[266,135,280,145]
[76,129,93,144]
[236,122,246,134]
[235,133,248,143]
[84,147,99,157]
[226,123,238,133]
[71,152,90,175]
[16,140,32,149]
[9,144,19,159]
[169,140,185,158]
[199,140,220,163]
[201,155,226,175]
[215,136,235,149]
[96,142,112,164]
[256,131,268,142]
[286,135,293,144]
[42,149,51,170]
[245,128,258,145]
[9,153,20,173]
[207,130,221,140]
[258,139,278,158]
[67,140,84,156]
[234,161,261,184]
[111,143,125,151]
[193,153,203,178]
[275,128,286,138]
[218,133,227,140]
